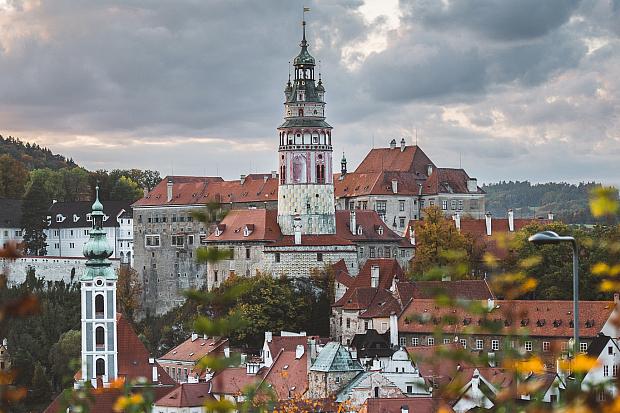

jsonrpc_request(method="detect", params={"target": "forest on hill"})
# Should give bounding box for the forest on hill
[482,181,618,224]
[0,135,77,170]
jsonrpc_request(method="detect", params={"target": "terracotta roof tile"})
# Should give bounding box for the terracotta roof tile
[209,367,262,395]
[206,209,282,242]
[354,145,435,175]
[353,259,403,290]
[335,210,402,242]
[261,349,309,399]
[334,287,380,310]
[154,382,214,407]
[159,336,228,363]
[399,299,617,338]
[422,168,482,195]
[364,396,454,413]
[359,289,401,319]
[396,280,494,302]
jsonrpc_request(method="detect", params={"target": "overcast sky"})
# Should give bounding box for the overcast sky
[1,0,618,185]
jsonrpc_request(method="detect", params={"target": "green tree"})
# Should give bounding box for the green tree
[410,205,470,278]
[116,266,143,324]
[28,169,65,201]
[21,174,51,255]
[0,154,29,198]
[60,167,90,201]
[30,362,52,407]
[141,170,161,191]
[110,176,144,202]
[48,330,81,392]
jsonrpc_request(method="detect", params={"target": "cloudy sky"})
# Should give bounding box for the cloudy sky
[1,0,618,185]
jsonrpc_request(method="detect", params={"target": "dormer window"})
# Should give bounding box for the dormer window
[243,224,255,237]
[103,215,109,222]
[215,224,226,237]
[55,214,64,223]
[357,226,363,236]
[377,226,384,235]
[73,214,80,223]
[86,213,92,222]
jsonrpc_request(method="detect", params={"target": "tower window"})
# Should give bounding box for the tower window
[95,358,105,377]
[95,294,104,318]
[95,326,105,350]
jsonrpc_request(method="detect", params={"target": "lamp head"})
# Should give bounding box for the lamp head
[528,230,574,245]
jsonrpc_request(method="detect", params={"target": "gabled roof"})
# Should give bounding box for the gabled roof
[261,349,309,399]
[133,174,278,207]
[48,200,131,229]
[407,343,467,387]
[206,209,282,242]
[333,259,356,288]
[158,336,228,363]
[334,171,426,197]
[422,168,482,195]
[154,382,214,407]
[209,367,262,395]
[359,290,401,319]
[586,333,620,359]
[399,299,617,338]
[363,397,454,413]
[335,210,403,243]
[335,371,403,402]
[354,145,434,175]
[396,279,494,302]
[354,259,403,290]
[334,287,379,310]
[310,342,364,372]
[0,198,23,228]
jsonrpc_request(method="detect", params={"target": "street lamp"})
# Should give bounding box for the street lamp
[528,231,579,358]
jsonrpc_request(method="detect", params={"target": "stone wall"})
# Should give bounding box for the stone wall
[307,370,360,399]
[277,184,336,235]
[1,256,120,286]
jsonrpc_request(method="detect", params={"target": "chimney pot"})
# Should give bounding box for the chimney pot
[485,212,492,236]
[390,139,396,149]
[391,180,398,194]
[400,138,406,152]
[508,209,514,232]
[166,178,173,202]
[349,210,357,235]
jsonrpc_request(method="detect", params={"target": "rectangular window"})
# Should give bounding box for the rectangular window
[346,318,350,329]
[604,365,609,377]
[214,270,218,283]
[375,200,387,214]
[399,337,406,347]
[162,216,167,223]
[187,235,194,245]
[614,365,618,377]
[385,248,391,258]
[412,338,419,347]
[359,247,364,256]
[442,200,448,210]
[491,340,499,351]
[246,248,251,260]
[450,200,456,210]
[364,321,369,330]
[275,252,280,263]
[609,346,614,355]
[154,215,159,223]
[476,339,484,350]
[145,235,160,247]
[399,200,405,211]
[458,200,463,210]
[525,341,533,352]
[443,338,451,345]
[543,342,550,352]
[580,342,588,353]
[362,201,368,210]
[399,217,406,228]
[147,217,152,223]
[171,235,184,247]
[369,247,376,258]
[470,200,478,210]
[172,215,177,222]
[460,339,467,348]
[427,337,435,346]
[69,242,75,248]
[317,253,323,262]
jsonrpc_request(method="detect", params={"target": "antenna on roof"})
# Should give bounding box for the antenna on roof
[459,152,462,169]
[372,133,375,148]
[415,128,418,146]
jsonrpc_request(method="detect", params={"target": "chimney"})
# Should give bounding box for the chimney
[391,180,398,194]
[487,298,495,311]
[371,266,380,288]
[389,312,399,348]
[265,331,273,343]
[307,339,317,370]
[371,357,381,371]
[151,364,158,382]
[427,164,433,177]
[166,177,173,202]
[390,139,396,149]
[224,345,230,358]
[271,170,277,179]
[401,406,409,413]
[485,212,492,236]
[350,210,357,235]
[467,178,478,193]
[409,226,415,246]
[614,293,619,304]
[191,332,198,342]
[548,211,554,221]
[295,344,305,359]
[400,138,406,152]
[453,212,461,230]
[264,175,268,183]
[508,209,514,232]
[240,174,246,185]
[293,216,302,245]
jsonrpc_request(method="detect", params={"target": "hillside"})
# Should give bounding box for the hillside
[0,134,78,170]
[482,181,615,224]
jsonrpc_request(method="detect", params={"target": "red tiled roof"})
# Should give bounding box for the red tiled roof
[332,259,356,288]
[206,209,282,242]
[363,397,454,413]
[399,299,617,338]
[406,343,468,387]
[353,259,403,290]
[335,210,403,242]
[334,287,380,310]
[267,335,308,355]
[158,336,228,363]
[334,171,426,197]
[359,289,402,319]
[396,280,494,302]
[133,174,279,207]
[209,367,262,395]
[154,382,214,407]
[261,349,309,399]
[422,168,482,195]
[354,145,435,175]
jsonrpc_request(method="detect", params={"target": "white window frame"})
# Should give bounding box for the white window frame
[460,339,467,348]
[427,337,435,346]
[580,342,588,353]
[525,341,533,352]
[145,234,161,247]
[543,341,550,352]
[476,339,484,350]
[399,337,406,347]
[411,337,419,347]
[491,339,499,351]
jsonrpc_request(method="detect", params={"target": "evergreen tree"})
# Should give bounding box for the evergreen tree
[21,174,51,256]
[30,362,52,406]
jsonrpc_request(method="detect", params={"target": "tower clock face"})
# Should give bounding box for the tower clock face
[95,278,104,287]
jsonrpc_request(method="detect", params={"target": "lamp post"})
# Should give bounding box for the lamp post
[528,231,579,356]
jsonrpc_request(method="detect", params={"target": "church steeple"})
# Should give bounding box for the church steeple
[277,11,336,236]
[80,187,118,387]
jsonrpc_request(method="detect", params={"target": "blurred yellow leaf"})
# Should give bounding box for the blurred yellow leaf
[590,186,619,217]
[592,262,611,276]
[505,356,544,375]
[483,252,499,268]
[522,278,538,292]
[600,279,620,292]
[611,264,620,277]
[559,354,599,373]
[518,255,542,269]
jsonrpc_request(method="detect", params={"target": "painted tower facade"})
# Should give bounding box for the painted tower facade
[80,187,118,386]
[277,18,336,235]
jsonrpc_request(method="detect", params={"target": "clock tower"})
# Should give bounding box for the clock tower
[277,17,336,235]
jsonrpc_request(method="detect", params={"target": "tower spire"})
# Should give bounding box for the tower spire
[302,7,310,46]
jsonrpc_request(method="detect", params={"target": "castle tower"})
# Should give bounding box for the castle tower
[277,16,336,235]
[80,187,118,386]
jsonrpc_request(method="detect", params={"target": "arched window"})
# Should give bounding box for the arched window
[280,165,286,184]
[95,294,104,318]
[298,108,304,117]
[95,326,105,350]
[96,358,105,376]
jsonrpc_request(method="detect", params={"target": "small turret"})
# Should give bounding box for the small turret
[341,152,347,176]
